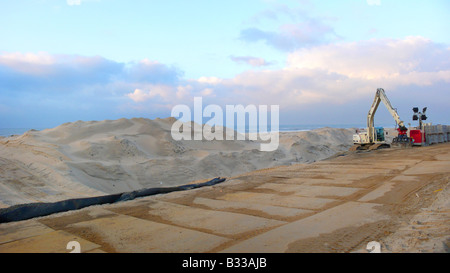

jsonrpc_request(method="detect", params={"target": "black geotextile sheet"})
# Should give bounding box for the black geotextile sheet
[0,177,226,223]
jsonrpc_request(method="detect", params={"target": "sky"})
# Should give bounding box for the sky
[0,0,449,129]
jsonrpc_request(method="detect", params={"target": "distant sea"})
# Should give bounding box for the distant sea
[0,128,46,137]
[0,123,399,137]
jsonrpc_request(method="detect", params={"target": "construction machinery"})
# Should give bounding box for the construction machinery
[351,88,412,151]
[408,107,449,146]
[409,107,428,145]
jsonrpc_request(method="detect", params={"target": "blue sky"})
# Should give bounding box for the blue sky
[1,0,449,128]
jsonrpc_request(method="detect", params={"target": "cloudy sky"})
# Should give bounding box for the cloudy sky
[1,0,449,128]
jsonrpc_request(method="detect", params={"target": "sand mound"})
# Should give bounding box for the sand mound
[0,118,355,207]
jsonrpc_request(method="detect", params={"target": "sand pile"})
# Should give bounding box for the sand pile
[0,117,355,208]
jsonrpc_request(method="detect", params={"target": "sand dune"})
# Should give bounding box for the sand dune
[0,117,357,208]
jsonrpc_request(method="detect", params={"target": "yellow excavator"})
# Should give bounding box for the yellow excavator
[351,88,412,151]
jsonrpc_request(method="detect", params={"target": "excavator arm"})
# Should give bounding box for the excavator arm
[366,88,406,143]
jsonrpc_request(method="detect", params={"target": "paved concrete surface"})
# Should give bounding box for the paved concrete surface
[0,143,449,253]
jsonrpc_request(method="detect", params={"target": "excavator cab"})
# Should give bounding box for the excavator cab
[375,127,385,142]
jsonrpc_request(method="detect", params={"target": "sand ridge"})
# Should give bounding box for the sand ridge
[0,117,357,208]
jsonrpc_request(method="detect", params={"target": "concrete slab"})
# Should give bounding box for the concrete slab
[86,248,107,253]
[358,175,433,205]
[305,167,393,174]
[305,173,379,181]
[0,230,101,253]
[390,175,420,182]
[276,178,333,185]
[434,152,450,161]
[193,197,313,219]
[216,191,338,210]
[0,220,54,244]
[256,183,361,198]
[68,214,229,252]
[314,161,415,170]
[220,201,389,253]
[358,182,396,202]
[403,161,450,175]
[279,177,366,187]
[144,201,286,236]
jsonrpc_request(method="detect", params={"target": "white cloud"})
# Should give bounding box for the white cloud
[127,89,150,102]
[197,76,223,85]
[201,88,214,96]
[0,52,56,65]
[240,20,338,51]
[222,36,450,109]
[240,4,340,52]
[2,36,448,127]
[127,85,174,102]
[230,56,273,67]
[0,52,57,75]
[176,85,193,99]
[286,36,450,82]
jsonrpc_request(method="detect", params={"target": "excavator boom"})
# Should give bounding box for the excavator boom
[366,88,406,143]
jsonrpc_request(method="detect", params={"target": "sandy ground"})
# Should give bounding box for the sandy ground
[0,137,448,253]
[0,117,358,208]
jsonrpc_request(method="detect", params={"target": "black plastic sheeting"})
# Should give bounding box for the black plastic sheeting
[0,177,226,224]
